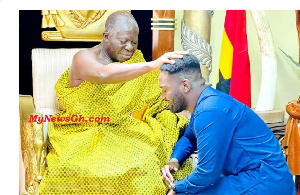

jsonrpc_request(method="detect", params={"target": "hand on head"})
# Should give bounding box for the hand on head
[152,50,189,71]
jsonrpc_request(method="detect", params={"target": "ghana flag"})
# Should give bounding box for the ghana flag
[216,10,251,107]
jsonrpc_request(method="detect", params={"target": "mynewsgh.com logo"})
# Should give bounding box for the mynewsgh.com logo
[28,114,110,124]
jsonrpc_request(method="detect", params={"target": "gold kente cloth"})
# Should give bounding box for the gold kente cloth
[38,50,192,194]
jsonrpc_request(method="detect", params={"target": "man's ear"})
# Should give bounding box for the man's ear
[182,79,191,93]
[103,32,109,42]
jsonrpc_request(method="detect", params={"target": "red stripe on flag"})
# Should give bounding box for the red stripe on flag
[225,10,251,107]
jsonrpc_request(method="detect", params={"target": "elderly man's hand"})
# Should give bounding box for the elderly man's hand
[161,158,180,188]
[152,51,189,71]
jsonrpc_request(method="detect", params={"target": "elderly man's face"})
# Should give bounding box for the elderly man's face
[159,71,188,113]
[106,27,138,63]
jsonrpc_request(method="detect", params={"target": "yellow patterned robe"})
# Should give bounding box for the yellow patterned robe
[39,50,192,194]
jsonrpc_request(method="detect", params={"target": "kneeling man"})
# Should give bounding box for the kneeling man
[159,54,295,195]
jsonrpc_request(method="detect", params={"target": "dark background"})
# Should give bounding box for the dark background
[19,10,153,96]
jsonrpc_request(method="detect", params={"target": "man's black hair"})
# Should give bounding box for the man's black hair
[160,54,202,77]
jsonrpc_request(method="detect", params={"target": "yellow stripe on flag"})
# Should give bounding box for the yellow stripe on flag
[217,30,233,83]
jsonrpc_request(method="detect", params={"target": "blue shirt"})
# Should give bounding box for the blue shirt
[171,86,295,194]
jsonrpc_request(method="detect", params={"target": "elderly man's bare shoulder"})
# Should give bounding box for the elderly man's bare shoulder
[69,47,101,87]
[72,48,100,65]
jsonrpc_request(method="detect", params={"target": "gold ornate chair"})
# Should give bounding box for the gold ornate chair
[19,48,82,194]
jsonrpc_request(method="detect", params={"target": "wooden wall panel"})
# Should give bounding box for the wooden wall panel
[152,10,175,60]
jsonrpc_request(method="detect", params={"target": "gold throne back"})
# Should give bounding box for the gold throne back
[42,10,129,41]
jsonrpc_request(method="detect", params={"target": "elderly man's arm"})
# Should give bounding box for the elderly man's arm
[70,50,188,87]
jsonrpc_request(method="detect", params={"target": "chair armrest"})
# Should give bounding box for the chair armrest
[19,95,46,194]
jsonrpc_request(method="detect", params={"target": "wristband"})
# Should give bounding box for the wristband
[171,182,177,193]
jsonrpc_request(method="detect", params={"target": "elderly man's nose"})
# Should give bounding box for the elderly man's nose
[125,42,133,51]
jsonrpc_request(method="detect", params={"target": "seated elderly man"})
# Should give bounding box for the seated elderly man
[38,11,192,194]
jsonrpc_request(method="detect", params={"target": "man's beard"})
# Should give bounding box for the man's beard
[169,92,187,113]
